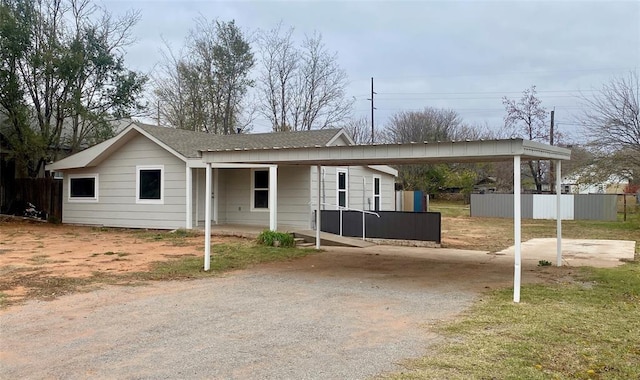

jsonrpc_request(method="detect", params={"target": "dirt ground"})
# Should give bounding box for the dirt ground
[1,216,634,307]
[0,218,633,378]
[0,219,237,304]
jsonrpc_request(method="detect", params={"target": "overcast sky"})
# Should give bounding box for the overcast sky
[103,0,640,142]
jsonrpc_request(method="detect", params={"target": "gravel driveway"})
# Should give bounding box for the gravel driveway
[1,246,516,379]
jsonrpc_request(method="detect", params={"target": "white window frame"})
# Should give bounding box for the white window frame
[251,168,269,212]
[68,173,99,203]
[136,165,164,204]
[372,175,381,211]
[336,169,348,209]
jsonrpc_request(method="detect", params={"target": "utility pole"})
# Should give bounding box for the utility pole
[367,77,376,143]
[550,108,555,192]
[550,108,555,146]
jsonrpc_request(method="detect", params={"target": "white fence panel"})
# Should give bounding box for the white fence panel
[532,194,574,220]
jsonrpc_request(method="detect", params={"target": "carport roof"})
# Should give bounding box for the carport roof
[200,138,571,166]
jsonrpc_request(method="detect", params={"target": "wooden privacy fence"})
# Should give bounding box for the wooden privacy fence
[0,178,62,221]
[320,210,441,244]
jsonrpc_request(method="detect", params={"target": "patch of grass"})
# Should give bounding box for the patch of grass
[136,241,313,280]
[441,214,640,253]
[0,292,7,307]
[257,230,295,247]
[428,200,470,218]
[135,229,200,246]
[390,262,640,380]
[29,255,51,265]
[538,259,552,266]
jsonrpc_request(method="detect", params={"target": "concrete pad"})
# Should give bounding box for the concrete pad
[496,238,636,267]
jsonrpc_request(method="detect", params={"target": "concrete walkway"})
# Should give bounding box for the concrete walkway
[496,238,636,268]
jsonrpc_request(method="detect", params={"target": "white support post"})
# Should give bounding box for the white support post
[195,169,200,227]
[339,208,343,236]
[556,160,563,267]
[213,168,219,224]
[185,165,192,229]
[513,155,522,303]
[362,212,365,240]
[269,165,278,231]
[316,165,321,250]
[204,163,212,271]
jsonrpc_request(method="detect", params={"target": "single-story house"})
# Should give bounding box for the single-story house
[46,122,397,230]
[50,128,574,303]
[562,171,630,194]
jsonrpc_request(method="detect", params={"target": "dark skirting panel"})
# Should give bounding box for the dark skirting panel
[320,210,441,244]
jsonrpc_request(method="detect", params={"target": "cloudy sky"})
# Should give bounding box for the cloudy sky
[103,0,639,142]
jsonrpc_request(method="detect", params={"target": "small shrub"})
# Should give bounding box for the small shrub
[538,259,552,266]
[257,230,294,247]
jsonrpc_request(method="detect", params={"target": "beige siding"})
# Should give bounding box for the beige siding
[311,166,395,211]
[276,165,312,228]
[219,166,311,229]
[62,134,186,229]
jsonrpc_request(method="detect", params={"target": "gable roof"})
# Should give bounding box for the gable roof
[135,123,352,158]
[46,122,354,170]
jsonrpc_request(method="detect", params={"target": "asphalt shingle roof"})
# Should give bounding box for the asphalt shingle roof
[135,123,344,159]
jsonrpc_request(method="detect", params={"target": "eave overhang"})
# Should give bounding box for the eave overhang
[200,138,571,166]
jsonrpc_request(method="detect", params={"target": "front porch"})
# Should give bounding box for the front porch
[197,223,373,248]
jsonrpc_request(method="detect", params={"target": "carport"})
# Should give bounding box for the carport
[200,138,571,302]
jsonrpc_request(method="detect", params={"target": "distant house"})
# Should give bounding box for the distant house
[46,122,397,230]
[473,177,497,193]
[562,170,630,194]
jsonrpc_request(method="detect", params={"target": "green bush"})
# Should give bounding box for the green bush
[257,230,294,247]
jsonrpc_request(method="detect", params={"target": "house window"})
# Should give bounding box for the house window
[373,176,381,211]
[136,165,164,204]
[252,169,269,210]
[68,174,98,202]
[337,169,348,208]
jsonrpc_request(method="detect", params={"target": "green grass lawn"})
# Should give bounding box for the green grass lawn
[389,200,640,379]
[388,263,640,380]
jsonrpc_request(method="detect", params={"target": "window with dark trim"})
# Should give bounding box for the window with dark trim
[253,169,269,209]
[337,170,347,208]
[136,165,164,204]
[373,176,381,211]
[69,175,98,201]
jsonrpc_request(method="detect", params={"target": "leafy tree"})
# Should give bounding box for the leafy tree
[154,18,255,134]
[0,0,147,177]
[257,24,352,131]
[502,86,558,191]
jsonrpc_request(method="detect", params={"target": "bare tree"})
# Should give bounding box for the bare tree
[342,116,373,144]
[581,71,640,170]
[381,107,462,143]
[297,32,352,130]
[257,25,352,131]
[502,86,558,191]
[380,108,464,193]
[256,23,297,131]
[153,18,254,134]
